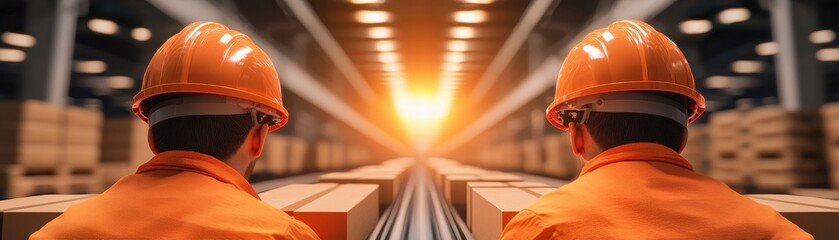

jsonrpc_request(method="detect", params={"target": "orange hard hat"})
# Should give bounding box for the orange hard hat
[132,21,288,131]
[546,20,705,131]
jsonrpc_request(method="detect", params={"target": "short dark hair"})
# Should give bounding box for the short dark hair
[148,94,254,160]
[584,92,689,152]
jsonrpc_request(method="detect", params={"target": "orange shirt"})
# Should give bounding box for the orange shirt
[500,143,812,240]
[31,151,319,239]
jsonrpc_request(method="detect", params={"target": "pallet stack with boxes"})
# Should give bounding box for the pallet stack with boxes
[253,134,290,176]
[682,125,709,174]
[708,109,750,190]
[542,133,580,180]
[746,106,827,192]
[100,117,154,186]
[288,137,308,174]
[59,105,103,194]
[0,100,63,198]
[823,102,839,189]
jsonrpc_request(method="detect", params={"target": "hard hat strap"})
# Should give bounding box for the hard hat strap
[149,94,280,126]
[556,92,688,127]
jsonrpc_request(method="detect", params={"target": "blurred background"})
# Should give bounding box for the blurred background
[0,0,838,199]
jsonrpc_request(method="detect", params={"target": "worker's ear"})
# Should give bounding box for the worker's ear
[247,124,269,157]
[147,127,159,154]
[568,123,585,157]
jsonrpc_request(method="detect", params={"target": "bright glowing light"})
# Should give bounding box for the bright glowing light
[384,63,402,72]
[810,29,835,44]
[448,40,468,51]
[817,48,839,61]
[356,10,391,23]
[445,52,465,62]
[718,8,750,24]
[74,60,108,74]
[462,0,494,3]
[731,60,763,73]
[1,32,35,47]
[350,0,384,4]
[369,27,393,39]
[375,40,396,51]
[0,48,25,62]
[679,19,711,35]
[454,10,487,23]
[394,95,450,123]
[88,18,119,35]
[443,62,462,72]
[755,41,778,56]
[131,27,151,41]
[378,52,399,63]
[450,27,475,39]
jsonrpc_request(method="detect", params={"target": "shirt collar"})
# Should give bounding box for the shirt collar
[580,142,694,176]
[137,151,260,199]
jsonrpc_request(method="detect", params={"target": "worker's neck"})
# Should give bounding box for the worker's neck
[224,147,255,179]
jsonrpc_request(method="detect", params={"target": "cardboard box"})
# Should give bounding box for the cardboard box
[0,143,59,168]
[0,100,62,123]
[543,134,579,179]
[316,141,331,170]
[331,143,346,170]
[260,134,289,175]
[471,188,539,240]
[522,139,543,174]
[523,187,557,196]
[288,138,307,174]
[259,183,339,215]
[100,118,153,166]
[319,172,399,205]
[0,120,60,145]
[63,106,103,128]
[789,188,839,200]
[465,182,510,229]
[1,194,94,240]
[442,173,523,206]
[748,194,839,239]
[294,184,379,240]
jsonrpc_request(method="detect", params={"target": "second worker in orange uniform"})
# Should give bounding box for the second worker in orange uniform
[31,22,320,239]
[500,20,813,239]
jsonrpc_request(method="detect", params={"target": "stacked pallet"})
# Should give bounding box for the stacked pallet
[708,109,750,189]
[288,137,308,174]
[746,106,826,191]
[253,134,290,176]
[58,106,103,194]
[100,117,153,186]
[521,139,543,174]
[0,100,63,198]
[681,125,709,174]
[822,102,839,189]
[542,133,580,180]
[315,141,333,171]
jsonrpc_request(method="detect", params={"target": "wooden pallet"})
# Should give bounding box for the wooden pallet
[3,165,63,198]
[753,171,828,191]
[542,134,579,180]
[747,148,824,171]
[708,149,748,170]
[744,106,820,137]
[709,167,748,187]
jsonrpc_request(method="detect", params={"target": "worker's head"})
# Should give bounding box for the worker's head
[545,20,705,160]
[131,22,288,178]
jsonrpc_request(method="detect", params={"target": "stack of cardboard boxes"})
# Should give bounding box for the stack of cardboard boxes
[542,133,580,180]
[0,101,63,198]
[99,117,153,186]
[288,137,308,174]
[521,139,543,174]
[59,106,103,194]
[253,134,290,176]
[682,125,709,174]
[708,109,750,189]
[821,102,839,189]
[745,106,826,191]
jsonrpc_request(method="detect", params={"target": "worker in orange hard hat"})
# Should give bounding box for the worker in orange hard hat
[500,20,812,239]
[32,22,319,239]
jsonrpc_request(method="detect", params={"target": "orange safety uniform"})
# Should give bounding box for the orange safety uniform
[31,151,319,239]
[500,143,812,239]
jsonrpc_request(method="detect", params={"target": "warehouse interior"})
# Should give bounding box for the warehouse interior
[1,0,839,239]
